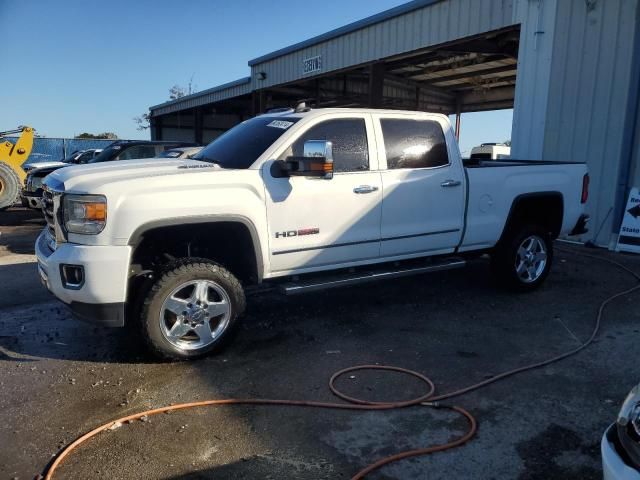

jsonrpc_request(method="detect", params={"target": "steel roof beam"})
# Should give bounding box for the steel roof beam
[425,64,517,85]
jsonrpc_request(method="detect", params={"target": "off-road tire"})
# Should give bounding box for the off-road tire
[0,163,20,211]
[491,224,553,292]
[140,259,246,360]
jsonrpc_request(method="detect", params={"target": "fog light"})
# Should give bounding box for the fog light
[60,264,84,289]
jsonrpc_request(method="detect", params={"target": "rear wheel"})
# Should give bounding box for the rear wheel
[0,163,20,211]
[491,225,553,291]
[140,259,246,360]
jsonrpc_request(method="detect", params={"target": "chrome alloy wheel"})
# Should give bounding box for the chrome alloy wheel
[159,280,232,351]
[515,235,548,283]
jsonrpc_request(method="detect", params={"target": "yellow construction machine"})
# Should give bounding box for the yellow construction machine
[0,126,34,210]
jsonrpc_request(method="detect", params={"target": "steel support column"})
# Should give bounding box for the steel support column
[369,62,385,108]
[150,115,163,141]
[455,98,461,141]
[252,90,267,115]
[194,108,203,145]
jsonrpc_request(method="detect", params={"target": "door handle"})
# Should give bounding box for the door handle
[353,185,379,194]
[440,179,462,188]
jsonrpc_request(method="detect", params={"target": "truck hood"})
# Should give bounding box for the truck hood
[44,158,220,193]
[24,161,68,173]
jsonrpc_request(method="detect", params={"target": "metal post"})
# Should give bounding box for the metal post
[315,78,321,107]
[369,63,385,108]
[194,108,203,145]
[151,115,163,141]
[251,91,266,115]
[455,99,462,141]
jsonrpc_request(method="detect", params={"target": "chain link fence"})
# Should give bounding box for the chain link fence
[3,137,122,165]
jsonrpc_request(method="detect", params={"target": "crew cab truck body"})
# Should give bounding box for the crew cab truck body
[36,108,589,359]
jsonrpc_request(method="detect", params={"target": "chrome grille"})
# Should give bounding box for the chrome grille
[41,187,63,245]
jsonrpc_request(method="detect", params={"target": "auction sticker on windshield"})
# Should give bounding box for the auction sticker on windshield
[267,120,294,129]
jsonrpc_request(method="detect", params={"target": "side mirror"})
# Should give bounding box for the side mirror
[273,140,334,179]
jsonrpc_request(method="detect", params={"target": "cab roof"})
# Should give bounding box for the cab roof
[262,107,449,121]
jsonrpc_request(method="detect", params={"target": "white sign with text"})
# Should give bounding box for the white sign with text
[617,187,640,254]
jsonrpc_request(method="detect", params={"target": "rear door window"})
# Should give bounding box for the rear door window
[380,119,449,169]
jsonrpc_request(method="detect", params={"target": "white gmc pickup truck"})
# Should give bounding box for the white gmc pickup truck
[36,108,590,359]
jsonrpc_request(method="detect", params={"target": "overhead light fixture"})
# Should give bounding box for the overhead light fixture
[257,72,267,80]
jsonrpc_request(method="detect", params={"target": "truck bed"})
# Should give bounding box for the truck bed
[459,160,588,252]
[464,158,586,168]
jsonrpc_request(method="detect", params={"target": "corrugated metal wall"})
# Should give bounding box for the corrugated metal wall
[545,0,637,246]
[251,0,514,89]
[511,0,639,246]
[509,0,556,160]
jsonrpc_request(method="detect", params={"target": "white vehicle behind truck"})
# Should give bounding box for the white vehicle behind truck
[36,107,590,359]
[469,143,511,160]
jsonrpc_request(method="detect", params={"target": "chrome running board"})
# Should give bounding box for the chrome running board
[280,258,466,295]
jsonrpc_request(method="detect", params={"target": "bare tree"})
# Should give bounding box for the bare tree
[134,113,151,131]
[169,84,187,100]
[135,82,199,131]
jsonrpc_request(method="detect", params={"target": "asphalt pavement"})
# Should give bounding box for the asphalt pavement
[1,207,639,479]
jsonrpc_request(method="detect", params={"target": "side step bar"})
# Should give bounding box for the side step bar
[279,258,466,295]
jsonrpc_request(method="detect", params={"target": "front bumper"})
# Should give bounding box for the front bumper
[35,229,131,327]
[23,189,43,209]
[602,424,640,480]
[24,196,42,209]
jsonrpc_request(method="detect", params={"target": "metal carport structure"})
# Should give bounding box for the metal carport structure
[149,0,640,248]
[150,0,518,143]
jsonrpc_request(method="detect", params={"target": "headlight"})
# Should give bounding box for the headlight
[618,384,640,438]
[63,194,107,234]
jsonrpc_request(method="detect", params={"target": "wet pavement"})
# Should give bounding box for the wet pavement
[1,208,639,479]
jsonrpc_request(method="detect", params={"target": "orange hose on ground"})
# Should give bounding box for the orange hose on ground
[43,365,477,480]
[41,247,640,480]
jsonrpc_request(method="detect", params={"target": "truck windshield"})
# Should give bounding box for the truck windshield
[192,116,300,169]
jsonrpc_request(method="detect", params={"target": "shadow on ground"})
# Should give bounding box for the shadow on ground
[1,246,639,480]
[0,206,44,255]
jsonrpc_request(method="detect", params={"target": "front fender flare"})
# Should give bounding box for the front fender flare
[127,214,264,282]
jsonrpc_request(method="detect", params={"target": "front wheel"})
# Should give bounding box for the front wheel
[140,259,246,360]
[491,225,553,291]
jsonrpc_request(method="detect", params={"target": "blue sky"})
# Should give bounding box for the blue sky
[0,0,511,154]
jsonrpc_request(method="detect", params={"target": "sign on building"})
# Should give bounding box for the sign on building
[616,187,640,254]
[303,55,322,75]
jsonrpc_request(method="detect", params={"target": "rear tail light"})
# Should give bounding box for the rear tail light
[581,174,589,204]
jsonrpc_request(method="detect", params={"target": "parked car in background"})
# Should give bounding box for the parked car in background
[158,146,204,159]
[469,143,511,160]
[602,383,640,479]
[22,141,196,209]
[22,148,103,173]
